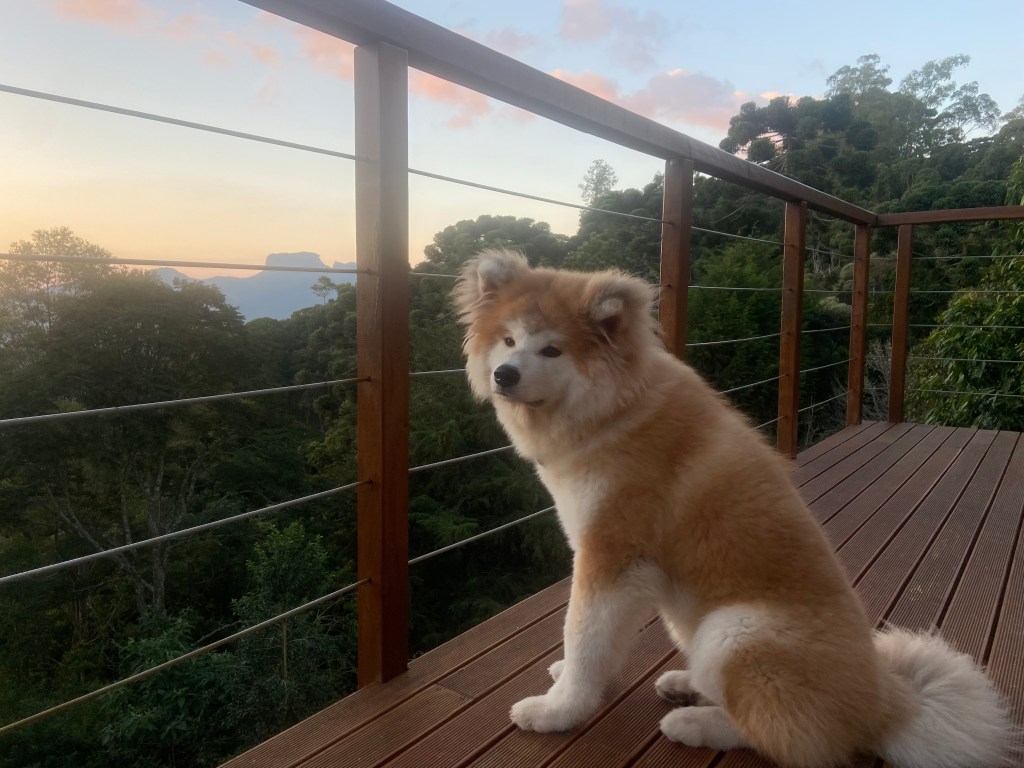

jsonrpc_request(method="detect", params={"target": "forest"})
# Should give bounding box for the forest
[1,54,1022,766]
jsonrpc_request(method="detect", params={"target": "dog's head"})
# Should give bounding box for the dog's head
[453,249,658,420]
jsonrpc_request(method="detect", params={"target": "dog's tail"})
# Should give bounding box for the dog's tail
[873,627,1015,768]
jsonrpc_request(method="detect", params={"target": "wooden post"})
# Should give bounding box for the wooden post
[354,42,410,686]
[659,158,693,359]
[846,223,871,425]
[777,201,807,458]
[888,224,913,423]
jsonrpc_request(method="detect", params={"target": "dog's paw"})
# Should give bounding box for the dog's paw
[654,670,703,705]
[509,694,582,733]
[548,660,564,682]
[659,707,745,751]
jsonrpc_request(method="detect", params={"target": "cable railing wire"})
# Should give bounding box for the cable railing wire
[409,445,514,474]
[903,355,1024,365]
[410,167,665,224]
[798,390,852,414]
[802,325,851,336]
[719,374,782,396]
[688,284,782,293]
[0,377,366,428]
[0,481,365,587]
[0,83,359,162]
[692,226,781,246]
[909,324,1024,332]
[800,358,853,376]
[0,577,368,736]
[410,368,466,378]
[0,252,361,275]
[408,506,556,566]
[755,416,781,429]
[1,84,662,229]
[686,331,782,348]
[907,388,1024,400]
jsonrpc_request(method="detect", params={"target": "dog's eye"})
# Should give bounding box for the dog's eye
[540,346,562,358]
[503,337,515,347]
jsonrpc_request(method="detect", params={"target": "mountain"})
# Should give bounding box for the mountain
[152,252,357,320]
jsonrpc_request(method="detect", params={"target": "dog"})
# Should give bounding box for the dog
[454,249,1013,768]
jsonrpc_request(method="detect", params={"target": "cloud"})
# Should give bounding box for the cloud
[483,27,540,57]
[551,69,620,102]
[409,72,492,129]
[553,67,752,135]
[54,0,151,32]
[292,26,355,81]
[559,0,671,73]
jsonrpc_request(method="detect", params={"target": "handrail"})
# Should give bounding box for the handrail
[242,0,876,225]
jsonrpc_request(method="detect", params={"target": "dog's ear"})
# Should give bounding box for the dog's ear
[453,249,529,324]
[584,271,656,340]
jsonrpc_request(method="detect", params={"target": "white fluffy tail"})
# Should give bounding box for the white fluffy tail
[874,627,1015,768]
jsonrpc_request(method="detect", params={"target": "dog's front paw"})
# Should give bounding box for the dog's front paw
[509,694,582,733]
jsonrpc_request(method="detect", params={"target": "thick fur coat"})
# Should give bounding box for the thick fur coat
[454,249,1013,768]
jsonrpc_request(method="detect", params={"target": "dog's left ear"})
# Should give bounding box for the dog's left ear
[453,249,529,324]
[585,272,655,340]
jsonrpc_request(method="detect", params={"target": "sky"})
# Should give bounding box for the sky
[1,0,1021,277]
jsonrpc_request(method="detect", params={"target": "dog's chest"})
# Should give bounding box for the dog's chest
[536,465,608,552]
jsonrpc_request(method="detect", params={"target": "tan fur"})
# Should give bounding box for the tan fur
[454,251,1002,767]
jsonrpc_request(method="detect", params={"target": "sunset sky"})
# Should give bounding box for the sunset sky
[1,0,1021,276]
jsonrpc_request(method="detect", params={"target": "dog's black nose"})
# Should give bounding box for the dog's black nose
[493,364,520,388]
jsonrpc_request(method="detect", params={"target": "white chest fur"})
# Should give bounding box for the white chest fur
[536,464,608,552]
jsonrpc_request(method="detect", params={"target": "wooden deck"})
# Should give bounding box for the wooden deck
[223,422,1024,768]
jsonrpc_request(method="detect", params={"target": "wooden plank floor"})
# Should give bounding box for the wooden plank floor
[223,423,1024,768]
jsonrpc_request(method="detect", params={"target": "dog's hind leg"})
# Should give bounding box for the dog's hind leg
[510,554,651,733]
[654,670,715,706]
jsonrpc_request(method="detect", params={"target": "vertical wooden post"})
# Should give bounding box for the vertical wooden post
[846,223,871,425]
[354,42,410,687]
[777,201,807,458]
[888,224,913,423]
[659,158,693,359]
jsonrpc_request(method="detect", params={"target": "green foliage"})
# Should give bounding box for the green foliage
[906,157,1024,429]
[219,523,354,748]
[100,612,231,768]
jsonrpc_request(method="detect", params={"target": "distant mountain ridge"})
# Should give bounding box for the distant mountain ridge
[152,252,356,320]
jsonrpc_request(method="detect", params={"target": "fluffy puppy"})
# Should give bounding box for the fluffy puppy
[453,249,1012,768]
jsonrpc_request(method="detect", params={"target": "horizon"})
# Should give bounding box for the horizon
[2,0,1021,278]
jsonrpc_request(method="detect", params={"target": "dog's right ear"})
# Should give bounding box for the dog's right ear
[453,249,529,324]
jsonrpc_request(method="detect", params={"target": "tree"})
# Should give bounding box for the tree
[421,214,570,273]
[578,159,618,206]
[825,54,892,98]
[900,55,1001,142]
[0,268,251,616]
[219,522,353,746]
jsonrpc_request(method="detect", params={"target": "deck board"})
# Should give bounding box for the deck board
[224,423,1024,768]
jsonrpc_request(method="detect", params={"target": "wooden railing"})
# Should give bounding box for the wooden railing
[243,0,1024,686]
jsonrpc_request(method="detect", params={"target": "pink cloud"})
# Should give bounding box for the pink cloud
[409,72,492,129]
[552,67,750,136]
[164,12,197,40]
[483,27,540,57]
[621,69,745,130]
[551,69,621,102]
[251,43,280,66]
[55,0,149,31]
[294,26,355,81]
